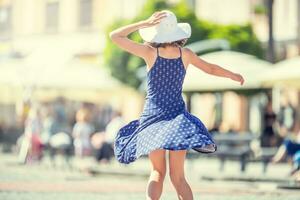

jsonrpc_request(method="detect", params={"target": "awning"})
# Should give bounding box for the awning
[262,56,300,88]
[182,51,272,92]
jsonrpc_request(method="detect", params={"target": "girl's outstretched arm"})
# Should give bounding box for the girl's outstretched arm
[186,48,244,85]
[109,11,167,58]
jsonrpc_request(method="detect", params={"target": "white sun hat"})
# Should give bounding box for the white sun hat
[138,10,191,43]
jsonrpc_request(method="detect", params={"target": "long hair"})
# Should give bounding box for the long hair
[145,38,188,48]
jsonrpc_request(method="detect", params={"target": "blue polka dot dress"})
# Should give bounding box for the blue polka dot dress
[114,47,217,164]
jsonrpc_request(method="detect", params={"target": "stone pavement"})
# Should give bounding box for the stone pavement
[0,153,299,200]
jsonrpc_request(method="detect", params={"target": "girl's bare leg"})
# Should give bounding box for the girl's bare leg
[146,149,166,200]
[169,150,193,200]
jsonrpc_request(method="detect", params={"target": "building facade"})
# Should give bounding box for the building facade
[194,0,300,59]
[0,0,146,59]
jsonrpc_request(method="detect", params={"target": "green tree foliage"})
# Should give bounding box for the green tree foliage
[104,0,263,89]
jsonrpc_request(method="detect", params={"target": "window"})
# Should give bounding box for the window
[46,2,59,31]
[79,0,92,27]
[0,6,12,32]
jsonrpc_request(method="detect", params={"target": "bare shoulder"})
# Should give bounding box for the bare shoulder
[143,44,157,59]
[143,44,158,71]
[181,47,195,58]
[181,47,195,69]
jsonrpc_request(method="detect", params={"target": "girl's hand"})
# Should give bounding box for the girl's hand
[142,11,167,28]
[231,73,244,85]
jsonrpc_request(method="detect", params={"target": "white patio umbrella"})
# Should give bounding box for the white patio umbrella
[0,58,132,103]
[262,56,300,88]
[182,51,272,92]
[25,60,123,90]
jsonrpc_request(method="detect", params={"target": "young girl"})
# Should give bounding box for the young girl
[110,10,244,200]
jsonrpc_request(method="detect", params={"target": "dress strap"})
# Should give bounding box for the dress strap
[156,47,159,56]
[179,47,182,57]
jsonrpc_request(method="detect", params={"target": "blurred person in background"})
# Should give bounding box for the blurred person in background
[105,110,125,147]
[40,104,56,146]
[277,98,296,141]
[72,108,95,157]
[18,99,31,129]
[272,123,300,179]
[261,99,279,147]
[91,110,125,163]
[53,97,67,124]
[48,131,73,168]
[94,104,114,131]
[39,104,72,166]
[52,98,72,135]
[18,106,43,164]
[40,103,71,146]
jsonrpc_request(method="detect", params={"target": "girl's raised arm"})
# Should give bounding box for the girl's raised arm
[185,48,244,85]
[109,11,167,58]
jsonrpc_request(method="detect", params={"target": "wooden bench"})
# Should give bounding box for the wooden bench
[213,133,254,172]
[186,132,255,172]
[252,147,278,173]
[187,133,279,173]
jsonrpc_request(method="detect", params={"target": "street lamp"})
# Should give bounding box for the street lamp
[266,0,275,63]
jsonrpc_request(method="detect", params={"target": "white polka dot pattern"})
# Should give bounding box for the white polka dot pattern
[114,48,217,164]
